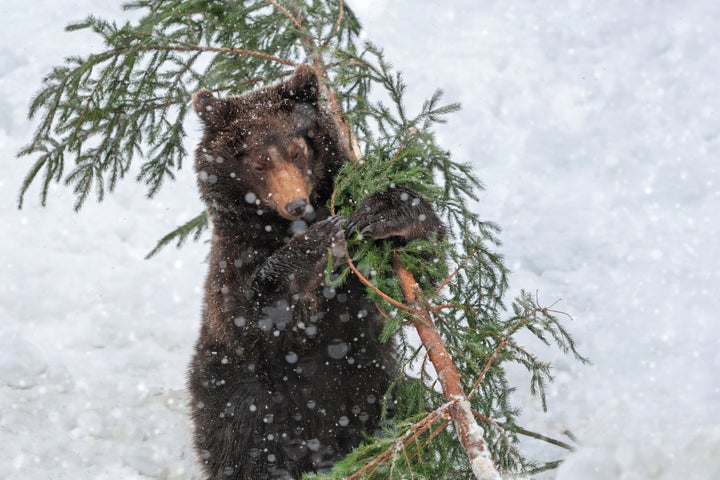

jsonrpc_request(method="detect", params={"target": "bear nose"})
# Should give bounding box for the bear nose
[285,198,308,218]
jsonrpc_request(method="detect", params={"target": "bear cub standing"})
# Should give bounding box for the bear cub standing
[188,65,443,480]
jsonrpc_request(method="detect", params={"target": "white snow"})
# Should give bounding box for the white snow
[453,396,502,480]
[1,0,719,479]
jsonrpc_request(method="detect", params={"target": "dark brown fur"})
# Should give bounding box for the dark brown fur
[188,65,443,480]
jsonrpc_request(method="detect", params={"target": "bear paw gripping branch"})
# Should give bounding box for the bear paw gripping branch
[188,65,443,480]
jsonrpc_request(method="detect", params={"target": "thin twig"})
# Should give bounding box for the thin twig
[428,303,470,312]
[212,71,295,93]
[466,304,545,400]
[388,444,398,478]
[467,335,510,400]
[525,460,563,475]
[471,409,496,426]
[563,430,579,444]
[419,348,430,389]
[420,418,450,450]
[344,252,412,312]
[266,0,304,31]
[146,43,296,66]
[330,0,344,43]
[373,301,394,323]
[75,62,112,126]
[329,171,349,214]
[401,441,415,479]
[311,52,353,156]
[470,409,574,451]
[433,249,479,297]
[508,425,575,452]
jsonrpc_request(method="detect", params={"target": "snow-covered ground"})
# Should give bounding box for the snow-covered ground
[1,1,718,479]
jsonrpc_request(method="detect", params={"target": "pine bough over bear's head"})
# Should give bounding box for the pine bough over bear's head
[192,65,346,222]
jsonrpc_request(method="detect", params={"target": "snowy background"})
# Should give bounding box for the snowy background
[1,0,719,478]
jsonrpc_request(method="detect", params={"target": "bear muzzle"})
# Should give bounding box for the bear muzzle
[266,162,310,219]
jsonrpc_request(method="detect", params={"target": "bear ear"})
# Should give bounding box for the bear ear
[192,89,229,127]
[291,103,317,132]
[279,64,321,103]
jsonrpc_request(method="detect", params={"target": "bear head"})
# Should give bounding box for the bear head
[192,65,344,222]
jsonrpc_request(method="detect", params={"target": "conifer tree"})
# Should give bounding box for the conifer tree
[19,1,588,478]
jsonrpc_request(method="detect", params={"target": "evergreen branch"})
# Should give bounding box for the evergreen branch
[328,177,342,214]
[329,0,344,45]
[434,249,479,297]
[309,53,355,160]
[394,260,501,480]
[399,441,414,478]
[428,303,472,313]
[147,42,297,66]
[420,417,450,450]
[346,403,451,480]
[471,410,574,452]
[74,61,112,127]
[467,335,511,400]
[17,139,64,209]
[505,425,575,452]
[145,211,208,259]
[266,0,305,33]
[200,72,295,97]
[525,460,564,475]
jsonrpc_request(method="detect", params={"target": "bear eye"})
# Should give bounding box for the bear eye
[289,137,308,162]
[252,155,269,173]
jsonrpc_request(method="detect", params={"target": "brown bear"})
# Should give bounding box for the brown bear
[188,65,443,480]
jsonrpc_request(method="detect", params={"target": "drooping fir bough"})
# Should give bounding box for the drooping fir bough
[19,1,588,479]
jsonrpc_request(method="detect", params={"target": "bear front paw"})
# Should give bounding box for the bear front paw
[250,216,346,302]
[297,215,346,259]
[346,186,445,242]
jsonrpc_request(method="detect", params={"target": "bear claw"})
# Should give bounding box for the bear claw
[313,215,344,235]
[306,215,346,258]
[346,187,443,242]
